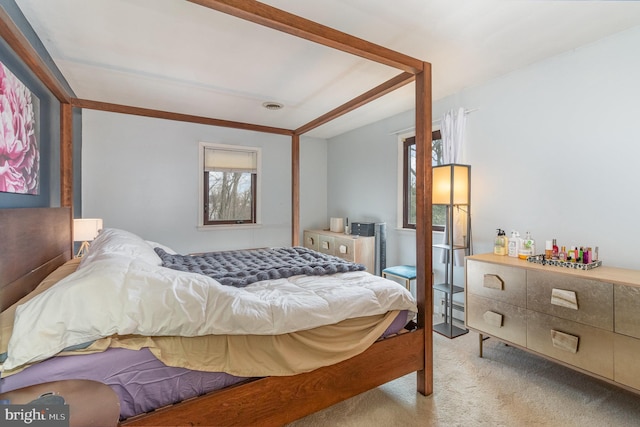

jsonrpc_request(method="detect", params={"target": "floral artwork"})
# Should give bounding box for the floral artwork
[0,61,40,195]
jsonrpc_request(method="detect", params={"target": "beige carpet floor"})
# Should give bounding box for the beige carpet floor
[286,330,640,427]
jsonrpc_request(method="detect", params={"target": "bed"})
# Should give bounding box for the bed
[0,208,428,425]
[0,1,434,426]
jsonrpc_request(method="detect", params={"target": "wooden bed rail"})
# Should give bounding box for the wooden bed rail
[121,330,424,426]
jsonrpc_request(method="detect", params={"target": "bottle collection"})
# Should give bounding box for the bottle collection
[494,229,536,260]
[543,239,598,264]
[493,229,598,265]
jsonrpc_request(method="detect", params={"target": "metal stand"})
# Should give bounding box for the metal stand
[432,164,471,339]
[432,207,468,338]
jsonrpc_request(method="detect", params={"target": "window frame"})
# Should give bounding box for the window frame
[198,142,261,228]
[401,130,443,232]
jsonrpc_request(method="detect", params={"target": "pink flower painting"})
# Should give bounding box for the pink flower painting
[0,62,39,195]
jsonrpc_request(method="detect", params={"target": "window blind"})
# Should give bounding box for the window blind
[204,148,257,173]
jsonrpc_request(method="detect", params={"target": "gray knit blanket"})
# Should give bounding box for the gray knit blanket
[154,246,365,287]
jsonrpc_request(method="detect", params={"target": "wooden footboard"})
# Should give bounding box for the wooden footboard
[121,330,425,426]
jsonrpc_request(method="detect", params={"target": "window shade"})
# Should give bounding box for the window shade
[204,148,257,173]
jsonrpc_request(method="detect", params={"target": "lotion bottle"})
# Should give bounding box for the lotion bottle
[494,229,507,256]
[520,231,535,259]
[508,230,520,257]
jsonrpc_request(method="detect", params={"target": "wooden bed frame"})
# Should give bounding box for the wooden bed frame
[0,1,434,426]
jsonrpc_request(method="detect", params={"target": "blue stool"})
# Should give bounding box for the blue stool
[382,265,417,290]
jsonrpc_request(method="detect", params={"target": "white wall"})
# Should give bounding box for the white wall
[82,24,640,272]
[327,110,419,269]
[460,25,640,269]
[82,110,328,254]
[327,25,640,273]
[300,135,329,240]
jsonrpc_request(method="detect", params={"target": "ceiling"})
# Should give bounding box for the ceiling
[14,0,640,138]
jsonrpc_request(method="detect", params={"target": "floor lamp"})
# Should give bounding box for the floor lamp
[432,163,471,338]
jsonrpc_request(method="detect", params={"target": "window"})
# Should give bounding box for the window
[200,142,260,226]
[402,130,444,231]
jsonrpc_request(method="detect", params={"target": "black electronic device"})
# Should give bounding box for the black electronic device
[350,222,375,236]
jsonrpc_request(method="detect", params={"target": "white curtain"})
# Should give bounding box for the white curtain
[440,107,468,266]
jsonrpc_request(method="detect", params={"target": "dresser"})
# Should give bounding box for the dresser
[303,229,375,273]
[465,253,640,393]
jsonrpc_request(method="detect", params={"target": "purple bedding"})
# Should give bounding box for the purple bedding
[0,311,411,420]
[0,347,246,419]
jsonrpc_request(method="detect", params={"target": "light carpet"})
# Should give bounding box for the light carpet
[287,330,640,427]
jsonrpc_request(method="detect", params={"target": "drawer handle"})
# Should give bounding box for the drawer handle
[321,241,330,250]
[307,237,315,245]
[483,274,504,290]
[551,289,578,310]
[483,311,503,327]
[551,330,579,353]
[339,244,348,254]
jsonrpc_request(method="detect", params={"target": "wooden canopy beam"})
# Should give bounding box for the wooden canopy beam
[295,72,414,136]
[0,7,71,103]
[188,0,424,74]
[70,98,294,136]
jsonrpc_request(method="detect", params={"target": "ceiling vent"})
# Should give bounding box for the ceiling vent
[262,101,283,111]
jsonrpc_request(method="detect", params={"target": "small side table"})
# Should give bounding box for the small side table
[382,265,417,291]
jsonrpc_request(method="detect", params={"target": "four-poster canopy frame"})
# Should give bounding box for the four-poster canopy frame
[0,0,434,424]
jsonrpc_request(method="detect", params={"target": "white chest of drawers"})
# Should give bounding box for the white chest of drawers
[303,229,375,273]
[465,253,640,393]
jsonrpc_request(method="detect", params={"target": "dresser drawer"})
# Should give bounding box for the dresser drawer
[303,231,319,251]
[614,284,640,339]
[614,333,640,390]
[466,260,526,307]
[333,237,355,263]
[526,310,613,379]
[466,294,527,347]
[527,270,613,330]
[317,234,335,255]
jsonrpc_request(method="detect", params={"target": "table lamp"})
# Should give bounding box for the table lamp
[73,218,103,257]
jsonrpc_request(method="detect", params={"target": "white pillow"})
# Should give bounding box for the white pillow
[145,240,177,255]
[79,228,162,268]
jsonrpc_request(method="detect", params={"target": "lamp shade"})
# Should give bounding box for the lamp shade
[432,164,470,205]
[73,218,103,242]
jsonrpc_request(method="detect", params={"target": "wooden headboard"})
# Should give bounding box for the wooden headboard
[0,207,72,311]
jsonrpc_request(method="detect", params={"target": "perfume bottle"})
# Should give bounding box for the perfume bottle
[552,239,559,259]
[545,240,553,259]
[559,246,567,262]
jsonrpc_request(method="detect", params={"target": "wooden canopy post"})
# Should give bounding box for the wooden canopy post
[60,102,74,255]
[60,103,73,210]
[415,61,434,396]
[291,134,300,246]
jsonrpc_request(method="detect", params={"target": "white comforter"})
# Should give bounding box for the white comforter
[3,229,417,371]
